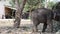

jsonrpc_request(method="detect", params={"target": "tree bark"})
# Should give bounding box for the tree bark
[14,0,27,28]
[45,0,48,8]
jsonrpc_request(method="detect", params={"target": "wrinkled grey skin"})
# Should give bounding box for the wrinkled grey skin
[31,8,53,32]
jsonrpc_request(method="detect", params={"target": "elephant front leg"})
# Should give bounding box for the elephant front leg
[47,20,53,32]
[33,25,38,32]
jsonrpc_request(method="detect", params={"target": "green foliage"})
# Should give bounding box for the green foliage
[53,2,60,9]
[47,1,56,9]
[9,0,15,8]
[9,0,22,8]
[8,0,45,12]
[24,0,45,12]
[23,3,30,12]
[27,0,45,6]
[27,0,39,6]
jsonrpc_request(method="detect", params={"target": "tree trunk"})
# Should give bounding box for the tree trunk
[38,0,42,8]
[45,0,48,8]
[14,0,27,28]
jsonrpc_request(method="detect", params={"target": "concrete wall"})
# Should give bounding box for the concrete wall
[0,1,5,19]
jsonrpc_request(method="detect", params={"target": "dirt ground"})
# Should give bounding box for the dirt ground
[0,19,57,34]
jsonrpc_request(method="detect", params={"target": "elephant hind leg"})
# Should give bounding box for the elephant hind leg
[42,22,47,32]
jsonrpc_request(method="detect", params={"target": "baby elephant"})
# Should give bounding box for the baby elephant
[31,8,53,32]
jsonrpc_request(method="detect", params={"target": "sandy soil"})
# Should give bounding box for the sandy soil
[0,19,57,34]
